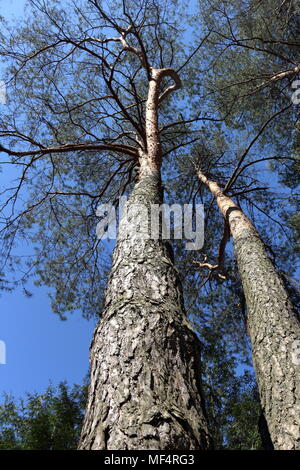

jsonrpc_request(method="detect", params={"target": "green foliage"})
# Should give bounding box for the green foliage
[0,376,263,450]
[222,372,263,450]
[0,382,87,450]
[197,318,262,449]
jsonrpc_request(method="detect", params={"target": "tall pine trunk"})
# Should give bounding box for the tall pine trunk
[197,169,300,450]
[78,174,211,450]
[79,64,211,450]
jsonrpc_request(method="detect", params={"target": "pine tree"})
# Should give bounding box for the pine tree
[0,0,299,450]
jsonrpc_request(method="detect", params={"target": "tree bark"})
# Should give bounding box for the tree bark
[78,174,211,450]
[197,169,300,450]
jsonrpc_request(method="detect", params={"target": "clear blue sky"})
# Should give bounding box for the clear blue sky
[0,284,95,397]
[0,0,95,399]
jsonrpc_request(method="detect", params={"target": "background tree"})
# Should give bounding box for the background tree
[194,164,300,449]
[0,382,87,450]
[0,375,265,450]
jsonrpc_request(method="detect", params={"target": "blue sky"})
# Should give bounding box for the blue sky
[0,0,95,399]
[0,284,95,397]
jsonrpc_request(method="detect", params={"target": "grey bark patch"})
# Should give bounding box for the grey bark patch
[79,176,212,450]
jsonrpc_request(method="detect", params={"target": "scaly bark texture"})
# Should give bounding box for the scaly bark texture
[79,175,211,450]
[197,169,300,450]
[79,62,211,450]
